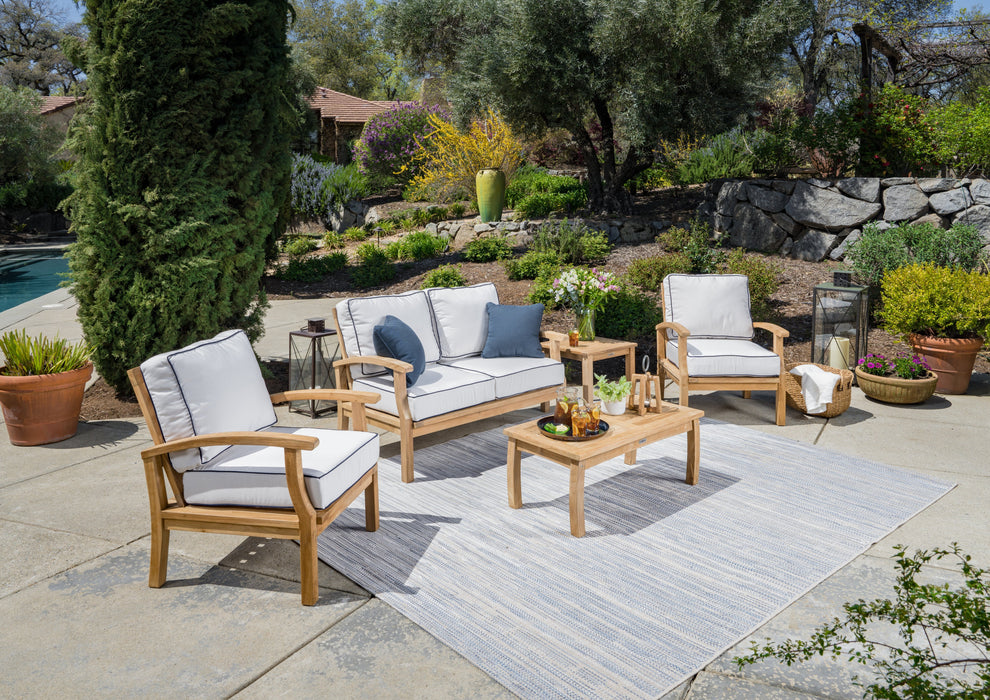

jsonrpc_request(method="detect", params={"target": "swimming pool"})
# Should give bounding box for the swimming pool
[0,250,71,314]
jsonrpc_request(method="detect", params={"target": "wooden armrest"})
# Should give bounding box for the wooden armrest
[271,389,381,405]
[753,322,790,339]
[333,355,412,374]
[542,331,567,361]
[141,431,319,460]
[656,321,690,338]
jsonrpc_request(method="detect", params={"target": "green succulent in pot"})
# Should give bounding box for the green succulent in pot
[0,330,93,446]
[879,263,990,395]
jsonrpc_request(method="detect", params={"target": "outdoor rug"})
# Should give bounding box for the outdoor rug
[316,418,954,699]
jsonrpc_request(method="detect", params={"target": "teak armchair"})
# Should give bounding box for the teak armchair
[657,273,789,426]
[128,330,381,606]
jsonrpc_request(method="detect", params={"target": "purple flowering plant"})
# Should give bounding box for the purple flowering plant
[353,103,450,186]
[552,267,620,314]
[857,353,932,380]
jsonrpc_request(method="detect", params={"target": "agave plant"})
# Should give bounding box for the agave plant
[0,330,90,376]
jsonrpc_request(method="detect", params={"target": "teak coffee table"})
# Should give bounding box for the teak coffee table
[503,404,704,537]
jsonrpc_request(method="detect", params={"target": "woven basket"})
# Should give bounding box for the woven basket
[784,362,853,418]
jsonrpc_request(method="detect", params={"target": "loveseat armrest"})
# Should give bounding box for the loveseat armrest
[542,331,568,361]
[333,355,413,374]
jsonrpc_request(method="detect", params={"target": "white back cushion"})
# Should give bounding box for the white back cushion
[662,274,754,340]
[426,283,499,359]
[336,291,441,378]
[140,329,276,471]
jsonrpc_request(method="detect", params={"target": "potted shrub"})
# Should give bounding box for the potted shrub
[0,330,92,445]
[880,263,990,394]
[595,373,632,415]
[854,353,938,404]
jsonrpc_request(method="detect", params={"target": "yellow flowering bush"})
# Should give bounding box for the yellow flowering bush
[406,108,523,202]
[880,263,990,342]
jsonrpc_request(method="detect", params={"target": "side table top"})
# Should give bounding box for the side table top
[540,336,638,360]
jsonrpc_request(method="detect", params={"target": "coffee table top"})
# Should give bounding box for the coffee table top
[504,404,703,467]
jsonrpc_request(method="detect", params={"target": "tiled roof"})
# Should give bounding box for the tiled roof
[306,87,402,123]
[39,96,78,114]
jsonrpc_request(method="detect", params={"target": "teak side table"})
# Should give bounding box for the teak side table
[541,335,638,402]
[503,404,703,537]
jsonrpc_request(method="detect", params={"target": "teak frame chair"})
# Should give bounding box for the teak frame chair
[129,367,380,606]
[331,307,563,483]
[656,284,789,426]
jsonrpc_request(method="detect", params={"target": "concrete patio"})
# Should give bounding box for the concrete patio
[2,288,988,699]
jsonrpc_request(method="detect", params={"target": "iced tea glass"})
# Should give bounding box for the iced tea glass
[587,399,602,433]
[553,388,573,424]
[571,406,590,437]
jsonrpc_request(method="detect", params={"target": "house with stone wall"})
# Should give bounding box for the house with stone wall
[305,87,402,164]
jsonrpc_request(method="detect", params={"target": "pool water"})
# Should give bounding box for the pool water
[0,250,71,314]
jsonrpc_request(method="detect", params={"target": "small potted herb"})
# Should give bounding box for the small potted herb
[0,330,92,445]
[854,353,938,405]
[595,373,632,415]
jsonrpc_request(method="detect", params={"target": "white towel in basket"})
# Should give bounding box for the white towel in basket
[789,364,841,414]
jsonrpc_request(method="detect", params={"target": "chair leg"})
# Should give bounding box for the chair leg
[299,520,319,606]
[148,519,169,588]
[742,390,752,399]
[400,427,415,483]
[365,467,380,532]
[678,379,689,407]
[775,386,786,426]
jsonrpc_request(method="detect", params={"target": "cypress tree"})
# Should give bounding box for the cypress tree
[66,0,291,393]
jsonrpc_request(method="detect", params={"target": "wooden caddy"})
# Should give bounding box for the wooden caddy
[128,367,381,606]
[627,372,664,415]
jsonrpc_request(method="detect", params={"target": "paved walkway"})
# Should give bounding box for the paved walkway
[2,290,988,698]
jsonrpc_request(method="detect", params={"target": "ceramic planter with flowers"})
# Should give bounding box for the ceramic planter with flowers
[880,263,990,394]
[855,353,938,405]
[552,268,620,341]
[0,330,92,445]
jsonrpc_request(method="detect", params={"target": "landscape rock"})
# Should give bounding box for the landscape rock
[474,223,494,234]
[929,188,972,216]
[771,211,801,235]
[744,184,787,213]
[451,223,477,249]
[806,178,832,189]
[954,205,990,243]
[829,229,861,260]
[911,213,947,229]
[883,185,929,221]
[969,179,990,205]
[791,229,837,261]
[836,177,881,203]
[917,177,956,194]
[715,180,747,216]
[881,177,915,187]
[785,181,881,231]
[608,225,621,243]
[771,180,795,195]
[728,203,788,252]
[780,237,794,256]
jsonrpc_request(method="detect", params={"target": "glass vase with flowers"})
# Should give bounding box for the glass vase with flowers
[551,267,620,341]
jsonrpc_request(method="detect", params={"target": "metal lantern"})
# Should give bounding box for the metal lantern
[811,282,869,372]
[288,320,340,417]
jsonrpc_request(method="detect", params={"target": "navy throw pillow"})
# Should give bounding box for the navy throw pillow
[373,315,426,385]
[482,303,546,358]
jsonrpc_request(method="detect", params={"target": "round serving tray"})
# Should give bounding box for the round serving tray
[536,415,610,442]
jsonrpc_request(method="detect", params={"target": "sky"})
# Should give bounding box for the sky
[46,1,990,27]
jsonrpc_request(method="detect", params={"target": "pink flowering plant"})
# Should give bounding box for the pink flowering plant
[857,353,932,380]
[551,267,620,315]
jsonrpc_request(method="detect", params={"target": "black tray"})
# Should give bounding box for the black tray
[537,415,610,442]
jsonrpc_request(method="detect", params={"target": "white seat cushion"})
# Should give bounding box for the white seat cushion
[336,291,442,378]
[662,274,754,340]
[182,427,379,509]
[442,356,563,398]
[666,338,780,377]
[353,364,496,421]
[140,329,276,471]
[426,283,499,359]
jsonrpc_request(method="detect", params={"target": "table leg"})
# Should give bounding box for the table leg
[624,449,637,465]
[581,355,594,402]
[507,439,522,508]
[685,419,700,485]
[569,466,586,537]
[625,349,635,384]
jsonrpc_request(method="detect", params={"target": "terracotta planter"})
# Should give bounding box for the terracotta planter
[854,367,938,405]
[908,334,984,395]
[0,362,93,445]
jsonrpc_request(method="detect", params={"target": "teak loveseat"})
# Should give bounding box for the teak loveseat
[332,283,566,482]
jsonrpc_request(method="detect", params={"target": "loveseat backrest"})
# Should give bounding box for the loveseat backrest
[425,283,498,360]
[138,329,277,472]
[336,290,441,378]
[662,274,754,341]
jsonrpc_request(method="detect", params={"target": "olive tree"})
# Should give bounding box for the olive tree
[382,0,803,214]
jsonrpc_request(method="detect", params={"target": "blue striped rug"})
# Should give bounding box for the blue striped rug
[317,418,954,699]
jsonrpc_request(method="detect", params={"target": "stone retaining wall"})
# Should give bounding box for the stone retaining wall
[698,177,990,262]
